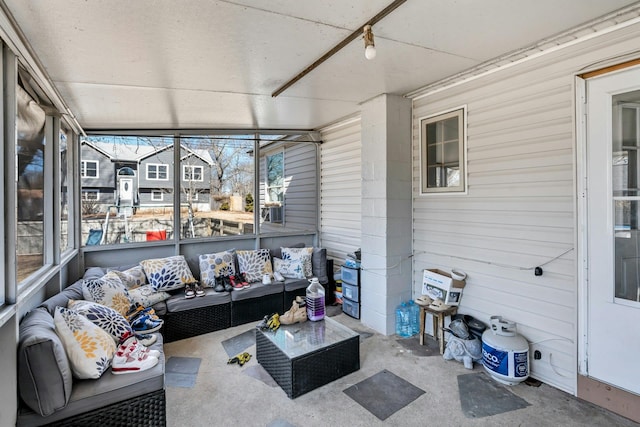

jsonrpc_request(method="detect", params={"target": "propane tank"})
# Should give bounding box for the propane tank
[481,316,529,385]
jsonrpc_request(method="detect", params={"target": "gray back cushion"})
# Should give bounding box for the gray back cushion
[18,308,72,416]
[39,280,84,315]
[312,247,328,284]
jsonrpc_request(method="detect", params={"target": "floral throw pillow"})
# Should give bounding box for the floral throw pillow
[140,255,196,292]
[82,272,132,317]
[109,265,147,289]
[199,250,236,287]
[67,299,133,343]
[53,306,116,379]
[281,247,313,277]
[128,285,171,307]
[273,257,306,279]
[236,249,273,283]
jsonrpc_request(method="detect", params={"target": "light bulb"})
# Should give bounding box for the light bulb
[365,45,376,60]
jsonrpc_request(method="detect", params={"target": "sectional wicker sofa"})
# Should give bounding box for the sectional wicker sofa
[16,246,331,426]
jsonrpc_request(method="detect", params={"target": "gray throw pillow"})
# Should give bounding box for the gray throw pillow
[18,308,72,416]
[312,247,329,284]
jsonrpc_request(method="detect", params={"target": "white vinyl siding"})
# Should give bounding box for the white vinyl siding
[408,39,634,393]
[282,143,317,231]
[320,117,362,263]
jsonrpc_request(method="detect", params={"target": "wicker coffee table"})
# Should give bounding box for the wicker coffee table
[256,316,360,398]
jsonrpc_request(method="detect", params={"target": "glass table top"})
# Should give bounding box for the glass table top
[257,316,359,359]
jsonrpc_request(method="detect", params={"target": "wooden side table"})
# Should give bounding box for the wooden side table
[419,305,458,354]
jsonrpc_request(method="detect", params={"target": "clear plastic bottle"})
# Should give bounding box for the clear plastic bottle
[409,300,421,336]
[395,303,404,336]
[395,302,410,337]
[306,277,325,321]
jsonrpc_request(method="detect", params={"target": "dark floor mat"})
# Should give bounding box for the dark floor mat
[165,356,201,388]
[396,336,440,356]
[343,369,425,420]
[221,329,255,357]
[458,372,530,418]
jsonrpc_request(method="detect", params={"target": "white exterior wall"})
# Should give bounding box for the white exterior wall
[319,117,362,263]
[281,142,317,231]
[412,22,640,394]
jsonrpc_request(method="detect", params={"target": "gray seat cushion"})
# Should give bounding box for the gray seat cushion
[283,278,309,292]
[18,334,164,427]
[311,247,328,284]
[18,308,73,417]
[165,288,231,312]
[230,281,284,302]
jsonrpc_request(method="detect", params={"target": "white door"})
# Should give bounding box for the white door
[586,66,640,395]
[119,178,133,203]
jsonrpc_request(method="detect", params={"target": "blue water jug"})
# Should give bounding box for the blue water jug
[395,302,410,337]
[408,300,419,336]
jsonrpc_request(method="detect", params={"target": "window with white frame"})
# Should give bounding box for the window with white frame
[420,107,466,194]
[82,190,99,201]
[147,163,168,180]
[151,190,163,201]
[183,165,203,181]
[81,160,98,178]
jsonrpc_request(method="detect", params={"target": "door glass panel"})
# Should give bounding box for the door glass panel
[613,92,640,302]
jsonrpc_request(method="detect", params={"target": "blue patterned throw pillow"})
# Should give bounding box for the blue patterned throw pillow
[273,257,305,279]
[281,247,313,277]
[140,255,196,292]
[67,299,133,342]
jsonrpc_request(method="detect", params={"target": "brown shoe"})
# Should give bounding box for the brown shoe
[280,301,302,325]
[292,307,307,323]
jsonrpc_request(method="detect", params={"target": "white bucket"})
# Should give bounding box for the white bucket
[481,316,529,385]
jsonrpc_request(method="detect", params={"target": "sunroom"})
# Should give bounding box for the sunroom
[3,1,640,425]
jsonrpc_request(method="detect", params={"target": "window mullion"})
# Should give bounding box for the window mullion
[4,44,16,303]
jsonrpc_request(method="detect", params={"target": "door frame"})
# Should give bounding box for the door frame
[575,70,640,423]
[575,75,588,378]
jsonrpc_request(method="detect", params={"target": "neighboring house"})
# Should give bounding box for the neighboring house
[80,140,214,212]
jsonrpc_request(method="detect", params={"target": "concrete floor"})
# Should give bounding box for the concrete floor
[164,309,638,427]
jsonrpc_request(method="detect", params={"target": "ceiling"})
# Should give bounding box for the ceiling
[4,0,639,131]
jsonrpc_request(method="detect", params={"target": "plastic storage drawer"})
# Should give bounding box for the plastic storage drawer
[342,282,359,302]
[343,298,360,319]
[341,266,359,286]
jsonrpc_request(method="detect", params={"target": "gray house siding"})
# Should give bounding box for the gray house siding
[139,147,174,190]
[80,143,116,206]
